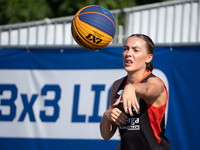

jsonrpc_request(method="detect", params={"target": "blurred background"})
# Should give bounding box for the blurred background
[0,0,168,25]
[1,0,199,46]
[0,0,200,150]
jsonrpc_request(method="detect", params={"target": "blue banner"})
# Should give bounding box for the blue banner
[0,45,200,150]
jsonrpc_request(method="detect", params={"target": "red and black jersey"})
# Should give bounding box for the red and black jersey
[114,70,171,150]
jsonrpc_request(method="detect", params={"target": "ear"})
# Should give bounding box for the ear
[145,54,153,63]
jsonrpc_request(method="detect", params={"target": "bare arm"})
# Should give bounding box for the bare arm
[100,79,128,140]
[134,77,164,102]
[99,105,118,140]
[113,77,166,116]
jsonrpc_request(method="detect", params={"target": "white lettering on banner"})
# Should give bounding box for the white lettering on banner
[0,69,168,139]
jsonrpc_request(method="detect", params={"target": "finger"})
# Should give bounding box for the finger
[111,113,123,126]
[113,95,121,106]
[116,118,126,126]
[117,111,128,124]
[127,102,134,117]
[122,99,128,114]
[113,109,128,125]
[136,99,140,111]
[113,118,121,126]
[119,114,129,125]
[132,99,140,114]
[132,105,139,114]
[120,111,129,121]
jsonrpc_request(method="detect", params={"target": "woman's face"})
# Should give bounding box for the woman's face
[122,36,152,73]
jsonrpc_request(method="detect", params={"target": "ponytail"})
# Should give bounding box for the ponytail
[146,62,153,71]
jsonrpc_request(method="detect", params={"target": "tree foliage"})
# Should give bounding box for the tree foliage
[0,0,52,25]
[0,0,168,25]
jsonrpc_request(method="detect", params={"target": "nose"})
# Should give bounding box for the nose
[126,49,132,57]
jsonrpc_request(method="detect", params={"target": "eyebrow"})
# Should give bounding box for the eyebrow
[132,46,141,49]
[123,45,141,49]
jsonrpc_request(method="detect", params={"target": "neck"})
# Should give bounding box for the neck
[127,69,148,84]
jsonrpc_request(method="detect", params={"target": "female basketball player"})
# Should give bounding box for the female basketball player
[100,34,171,150]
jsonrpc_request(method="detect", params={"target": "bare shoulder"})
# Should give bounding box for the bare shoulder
[147,76,165,90]
[112,77,124,90]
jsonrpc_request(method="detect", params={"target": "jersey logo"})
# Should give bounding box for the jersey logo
[117,90,123,95]
[119,118,140,130]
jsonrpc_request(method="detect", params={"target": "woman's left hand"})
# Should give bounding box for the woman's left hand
[113,84,140,116]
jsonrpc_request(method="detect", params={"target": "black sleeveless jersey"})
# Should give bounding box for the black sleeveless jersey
[114,71,171,150]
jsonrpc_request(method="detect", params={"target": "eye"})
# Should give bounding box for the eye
[123,46,129,51]
[131,46,140,52]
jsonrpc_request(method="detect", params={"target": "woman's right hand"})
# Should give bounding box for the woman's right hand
[103,107,128,127]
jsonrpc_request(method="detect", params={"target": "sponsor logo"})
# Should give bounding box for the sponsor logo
[119,118,140,130]
[86,34,102,45]
[117,90,123,95]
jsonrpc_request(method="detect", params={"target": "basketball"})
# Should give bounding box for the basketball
[71,5,116,50]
